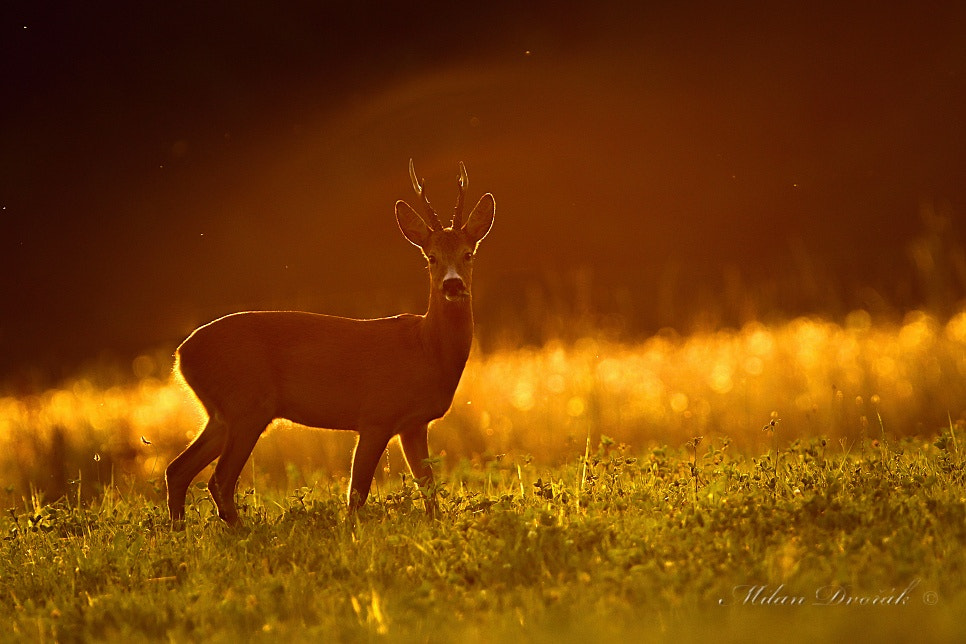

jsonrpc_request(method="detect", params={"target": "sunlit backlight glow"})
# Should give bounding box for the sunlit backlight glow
[2,310,966,498]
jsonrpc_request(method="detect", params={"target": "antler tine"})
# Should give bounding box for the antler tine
[408,158,443,230]
[408,157,421,194]
[452,161,469,229]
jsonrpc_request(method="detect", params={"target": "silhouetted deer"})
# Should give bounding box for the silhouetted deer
[165,160,495,526]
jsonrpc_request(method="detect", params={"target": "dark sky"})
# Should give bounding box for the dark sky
[2,1,966,384]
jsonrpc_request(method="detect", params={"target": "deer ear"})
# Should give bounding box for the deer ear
[396,200,432,249]
[463,193,495,245]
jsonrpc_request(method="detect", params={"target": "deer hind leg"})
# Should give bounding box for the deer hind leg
[165,416,228,524]
[399,423,438,516]
[347,429,392,512]
[207,416,269,526]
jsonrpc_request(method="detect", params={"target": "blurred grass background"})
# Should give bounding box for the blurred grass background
[2,308,965,503]
[1,204,964,502]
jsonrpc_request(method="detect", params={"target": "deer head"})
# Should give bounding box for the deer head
[396,160,495,302]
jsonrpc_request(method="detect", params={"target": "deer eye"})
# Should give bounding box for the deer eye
[427,254,437,265]
[464,252,474,262]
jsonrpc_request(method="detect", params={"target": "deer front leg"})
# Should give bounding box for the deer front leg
[399,423,438,517]
[347,430,391,512]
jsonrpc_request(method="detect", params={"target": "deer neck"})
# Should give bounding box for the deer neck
[422,290,474,385]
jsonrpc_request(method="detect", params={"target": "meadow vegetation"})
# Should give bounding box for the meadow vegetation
[1,434,963,641]
[1,307,965,640]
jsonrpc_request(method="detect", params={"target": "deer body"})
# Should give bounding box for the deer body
[178,310,469,431]
[165,161,494,526]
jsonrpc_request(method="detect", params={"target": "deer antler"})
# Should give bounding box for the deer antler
[408,159,444,230]
[452,161,468,229]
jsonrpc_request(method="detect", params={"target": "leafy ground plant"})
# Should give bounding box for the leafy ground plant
[1,434,964,642]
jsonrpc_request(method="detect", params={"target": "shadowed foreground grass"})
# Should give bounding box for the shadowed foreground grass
[2,436,964,642]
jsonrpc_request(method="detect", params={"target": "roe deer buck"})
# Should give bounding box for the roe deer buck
[165,160,495,526]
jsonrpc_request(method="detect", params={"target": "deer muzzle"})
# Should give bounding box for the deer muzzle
[442,277,470,301]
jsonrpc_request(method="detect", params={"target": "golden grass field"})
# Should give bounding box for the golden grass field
[2,308,964,503]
